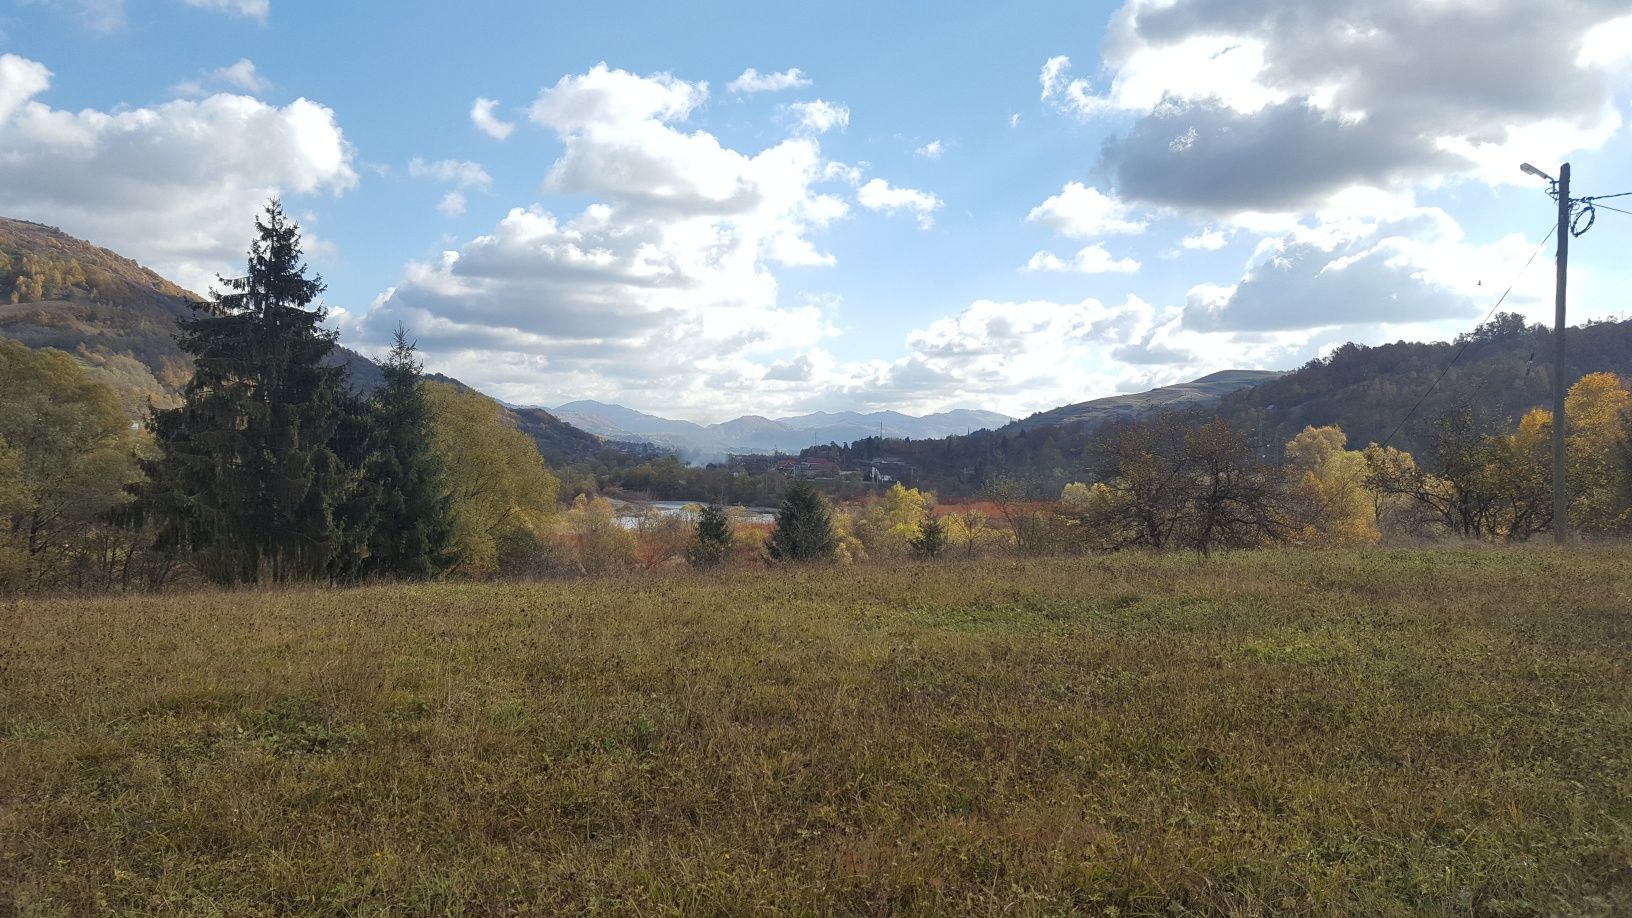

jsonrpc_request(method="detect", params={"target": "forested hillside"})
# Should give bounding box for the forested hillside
[817,314,1632,498]
[1219,313,1632,453]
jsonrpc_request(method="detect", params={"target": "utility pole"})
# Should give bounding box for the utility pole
[1551,163,1571,545]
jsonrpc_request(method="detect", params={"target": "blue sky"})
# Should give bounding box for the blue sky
[3,0,1631,422]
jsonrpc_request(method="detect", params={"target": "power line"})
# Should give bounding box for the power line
[1590,201,1632,218]
[1582,190,1632,202]
[1365,222,1558,454]
[1321,221,1560,498]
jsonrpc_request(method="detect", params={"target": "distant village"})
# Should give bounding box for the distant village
[724,453,915,484]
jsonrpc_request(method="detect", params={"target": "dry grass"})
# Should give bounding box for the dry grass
[2,548,1630,916]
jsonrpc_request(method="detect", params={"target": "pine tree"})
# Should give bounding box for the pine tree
[129,201,367,584]
[366,326,454,578]
[768,480,836,562]
[909,516,947,559]
[686,504,733,569]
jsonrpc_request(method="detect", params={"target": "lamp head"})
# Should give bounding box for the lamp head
[1520,163,1552,181]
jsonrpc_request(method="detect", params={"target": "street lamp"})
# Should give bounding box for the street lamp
[1519,162,1553,182]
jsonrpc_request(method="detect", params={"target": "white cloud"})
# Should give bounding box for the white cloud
[1038,55,1105,117]
[915,139,944,159]
[469,97,515,140]
[1025,182,1146,237]
[787,99,849,134]
[352,64,859,417]
[856,178,942,229]
[436,191,466,217]
[172,58,269,98]
[179,0,268,23]
[1182,207,1555,333]
[1180,229,1229,251]
[1579,15,1632,72]
[1025,244,1141,274]
[728,68,811,94]
[0,53,356,293]
[408,157,492,189]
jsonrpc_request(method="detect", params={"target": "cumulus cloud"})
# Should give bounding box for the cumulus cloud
[1181,207,1552,333]
[821,296,1180,415]
[856,178,942,229]
[728,68,811,94]
[0,53,356,293]
[915,139,944,159]
[172,58,269,98]
[787,99,849,134]
[353,64,861,416]
[1024,244,1140,274]
[1062,0,1632,217]
[469,97,515,140]
[1025,182,1146,237]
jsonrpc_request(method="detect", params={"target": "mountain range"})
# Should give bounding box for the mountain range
[551,400,1011,461]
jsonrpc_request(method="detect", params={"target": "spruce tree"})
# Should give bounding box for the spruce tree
[130,201,365,584]
[768,480,836,562]
[365,326,454,578]
[686,504,733,569]
[909,516,947,559]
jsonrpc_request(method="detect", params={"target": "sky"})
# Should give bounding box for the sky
[2,0,1631,423]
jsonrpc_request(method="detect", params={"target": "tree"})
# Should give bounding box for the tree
[768,479,837,562]
[632,508,692,570]
[1181,417,1285,556]
[944,507,993,559]
[425,382,559,575]
[1283,426,1379,545]
[909,516,947,559]
[1565,372,1631,533]
[1365,405,1550,542]
[856,482,933,558]
[561,495,635,575]
[686,504,734,569]
[366,326,454,578]
[1083,412,1195,551]
[128,201,369,584]
[0,340,140,590]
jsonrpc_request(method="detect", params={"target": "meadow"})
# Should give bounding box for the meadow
[2,549,1629,916]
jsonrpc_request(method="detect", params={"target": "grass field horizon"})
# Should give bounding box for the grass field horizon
[3,548,1630,915]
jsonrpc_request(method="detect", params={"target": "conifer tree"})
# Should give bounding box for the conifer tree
[366,326,454,578]
[909,516,947,559]
[768,480,836,562]
[129,201,367,584]
[686,504,733,569]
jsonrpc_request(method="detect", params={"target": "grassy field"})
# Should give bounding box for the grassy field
[2,550,1630,916]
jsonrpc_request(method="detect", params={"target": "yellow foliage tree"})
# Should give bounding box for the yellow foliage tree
[1284,425,1379,545]
[1565,372,1631,533]
[855,482,932,559]
[424,382,559,575]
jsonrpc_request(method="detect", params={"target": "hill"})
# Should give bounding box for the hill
[812,315,1632,498]
[5,549,1628,913]
[0,217,622,470]
[1009,369,1283,432]
[552,400,1010,460]
[1218,313,1632,454]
